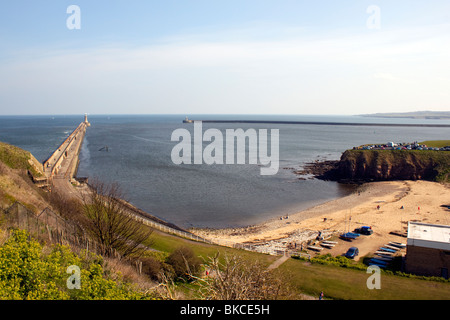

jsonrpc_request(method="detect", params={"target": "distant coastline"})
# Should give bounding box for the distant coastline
[182,118,450,128]
[359,110,450,120]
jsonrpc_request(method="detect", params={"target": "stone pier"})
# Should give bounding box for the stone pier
[43,115,90,189]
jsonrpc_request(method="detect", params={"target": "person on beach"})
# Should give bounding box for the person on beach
[319,291,324,300]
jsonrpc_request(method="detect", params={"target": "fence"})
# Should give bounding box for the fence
[130,213,299,256]
[0,202,123,260]
[115,198,293,256]
[120,200,310,257]
[1,201,305,260]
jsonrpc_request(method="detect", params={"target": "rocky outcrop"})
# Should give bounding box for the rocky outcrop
[337,150,449,182]
[297,150,450,183]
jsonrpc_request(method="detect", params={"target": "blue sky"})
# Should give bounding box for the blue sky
[0,1,449,115]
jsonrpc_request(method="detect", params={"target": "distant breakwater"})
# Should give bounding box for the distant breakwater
[184,120,450,127]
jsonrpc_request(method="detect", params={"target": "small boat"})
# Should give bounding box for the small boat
[373,256,393,261]
[183,116,193,123]
[320,243,335,248]
[307,245,323,251]
[384,245,400,251]
[375,254,393,260]
[379,247,397,253]
[348,232,360,237]
[388,242,406,249]
[370,258,389,265]
[375,251,393,256]
[322,240,338,244]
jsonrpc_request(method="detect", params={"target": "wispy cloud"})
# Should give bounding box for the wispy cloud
[1,22,449,114]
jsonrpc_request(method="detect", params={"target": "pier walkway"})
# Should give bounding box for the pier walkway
[43,115,90,184]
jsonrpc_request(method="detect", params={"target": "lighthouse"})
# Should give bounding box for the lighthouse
[84,113,91,126]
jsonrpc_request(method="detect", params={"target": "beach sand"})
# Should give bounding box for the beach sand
[191,180,450,259]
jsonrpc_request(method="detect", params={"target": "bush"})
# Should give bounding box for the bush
[196,253,295,300]
[0,228,154,300]
[165,246,202,281]
[140,256,163,281]
[310,254,367,271]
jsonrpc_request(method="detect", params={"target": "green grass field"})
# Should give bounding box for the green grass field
[279,258,450,300]
[148,228,277,266]
[420,140,450,148]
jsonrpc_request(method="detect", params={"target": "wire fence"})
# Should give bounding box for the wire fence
[1,201,307,260]
[0,202,123,260]
[115,198,298,256]
[130,212,302,256]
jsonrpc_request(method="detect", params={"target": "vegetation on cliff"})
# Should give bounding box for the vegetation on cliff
[0,142,43,177]
[338,149,450,182]
[420,140,450,148]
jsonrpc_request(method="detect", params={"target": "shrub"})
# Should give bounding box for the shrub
[166,246,202,281]
[0,228,153,300]
[140,256,163,281]
[310,254,367,270]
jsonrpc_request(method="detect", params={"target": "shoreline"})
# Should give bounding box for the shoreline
[190,180,450,256]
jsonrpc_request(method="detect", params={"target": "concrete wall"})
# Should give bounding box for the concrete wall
[43,122,87,177]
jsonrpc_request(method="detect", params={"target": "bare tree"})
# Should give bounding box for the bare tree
[194,253,294,300]
[81,179,153,258]
[49,190,86,224]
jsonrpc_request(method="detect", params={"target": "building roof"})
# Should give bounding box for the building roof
[407,222,450,250]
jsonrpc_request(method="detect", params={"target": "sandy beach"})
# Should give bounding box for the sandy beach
[191,180,450,259]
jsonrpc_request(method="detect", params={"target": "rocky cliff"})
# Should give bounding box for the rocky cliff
[336,149,449,182]
[298,149,450,183]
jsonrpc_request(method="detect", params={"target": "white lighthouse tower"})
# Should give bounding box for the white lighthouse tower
[84,113,91,126]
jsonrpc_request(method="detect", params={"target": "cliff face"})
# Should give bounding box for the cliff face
[337,150,450,182]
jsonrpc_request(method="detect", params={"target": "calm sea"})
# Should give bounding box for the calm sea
[1,114,449,228]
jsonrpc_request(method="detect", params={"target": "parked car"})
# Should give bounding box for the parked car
[345,247,359,259]
[354,226,373,235]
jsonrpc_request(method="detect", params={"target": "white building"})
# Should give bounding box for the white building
[405,222,450,278]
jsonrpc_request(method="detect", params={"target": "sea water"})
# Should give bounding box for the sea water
[1,114,449,228]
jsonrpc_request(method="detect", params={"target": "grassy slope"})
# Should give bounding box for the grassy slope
[149,228,277,267]
[0,144,48,212]
[280,259,450,300]
[0,141,43,177]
